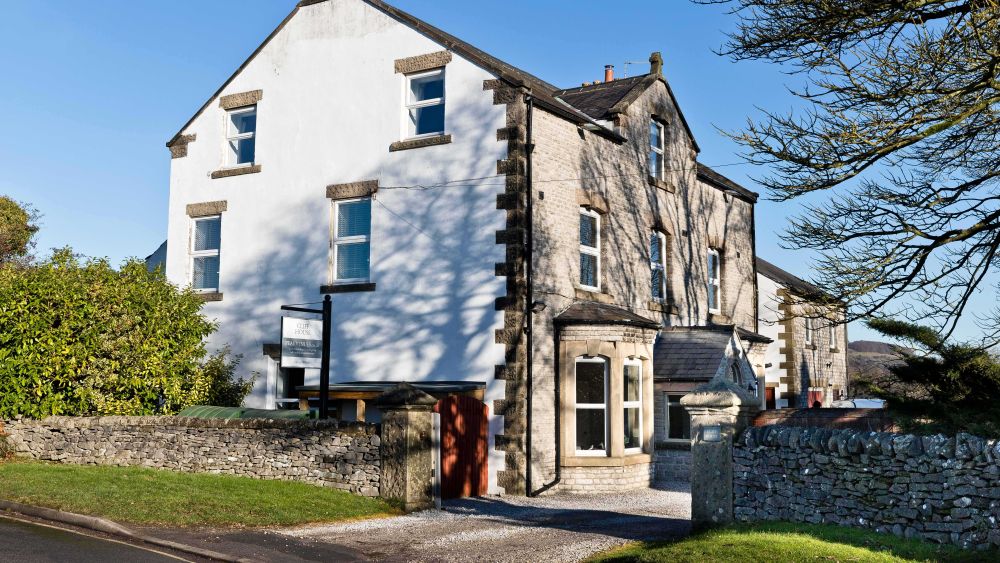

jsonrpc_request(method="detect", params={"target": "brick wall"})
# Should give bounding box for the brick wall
[4,416,381,496]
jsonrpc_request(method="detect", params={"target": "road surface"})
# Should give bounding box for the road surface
[0,515,189,563]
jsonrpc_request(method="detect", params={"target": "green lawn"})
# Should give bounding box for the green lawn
[591,522,985,563]
[0,460,398,528]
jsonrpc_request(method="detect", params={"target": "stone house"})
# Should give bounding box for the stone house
[159,0,773,495]
[756,258,848,408]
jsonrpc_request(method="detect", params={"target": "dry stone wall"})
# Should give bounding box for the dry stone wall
[734,425,1000,549]
[4,416,381,496]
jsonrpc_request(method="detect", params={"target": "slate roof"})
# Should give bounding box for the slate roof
[696,163,759,203]
[756,257,831,301]
[653,326,734,381]
[554,76,649,120]
[554,302,660,329]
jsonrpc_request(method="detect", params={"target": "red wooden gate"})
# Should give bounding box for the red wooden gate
[808,390,825,408]
[764,387,776,410]
[433,395,488,499]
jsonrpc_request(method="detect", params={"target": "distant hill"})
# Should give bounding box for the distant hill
[849,340,898,355]
[847,340,905,397]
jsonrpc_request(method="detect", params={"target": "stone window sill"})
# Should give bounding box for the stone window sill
[648,300,678,315]
[648,176,675,193]
[574,286,614,304]
[561,453,652,468]
[389,134,452,152]
[211,164,262,179]
[321,282,376,294]
[708,312,732,324]
[196,292,223,302]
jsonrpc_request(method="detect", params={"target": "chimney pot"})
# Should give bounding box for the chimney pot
[604,64,614,82]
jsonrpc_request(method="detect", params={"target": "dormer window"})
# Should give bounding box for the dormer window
[226,106,256,166]
[405,69,445,138]
[649,119,665,180]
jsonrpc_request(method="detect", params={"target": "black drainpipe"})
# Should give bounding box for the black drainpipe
[524,92,535,496]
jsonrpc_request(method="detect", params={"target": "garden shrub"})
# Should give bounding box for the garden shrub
[0,248,252,418]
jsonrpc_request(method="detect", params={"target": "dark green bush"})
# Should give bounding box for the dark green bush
[0,248,251,418]
[862,318,1000,437]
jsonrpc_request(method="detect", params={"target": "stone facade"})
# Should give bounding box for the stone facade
[4,416,381,496]
[735,425,1000,549]
[654,447,691,482]
[774,291,848,407]
[526,77,758,492]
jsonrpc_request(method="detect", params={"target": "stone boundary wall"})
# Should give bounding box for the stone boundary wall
[754,408,896,432]
[734,425,1000,549]
[3,416,381,496]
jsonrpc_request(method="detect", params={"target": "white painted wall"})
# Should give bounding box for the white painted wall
[756,273,789,408]
[164,0,508,493]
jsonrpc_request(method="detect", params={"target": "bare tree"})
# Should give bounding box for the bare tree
[703,0,1000,344]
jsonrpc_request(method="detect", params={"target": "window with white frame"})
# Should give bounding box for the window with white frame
[579,209,600,290]
[331,198,372,283]
[575,357,607,455]
[623,359,642,452]
[805,316,814,345]
[707,248,721,313]
[405,68,445,138]
[191,216,221,292]
[665,393,691,440]
[829,322,837,350]
[650,231,667,301]
[225,106,256,166]
[649,119,665,180]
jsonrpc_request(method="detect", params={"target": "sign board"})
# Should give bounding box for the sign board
[281,317,323,368]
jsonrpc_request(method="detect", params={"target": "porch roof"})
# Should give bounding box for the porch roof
[653,326,734,381]
[554,301,660,329]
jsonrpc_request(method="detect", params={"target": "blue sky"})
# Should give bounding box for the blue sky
[1,0,989,343]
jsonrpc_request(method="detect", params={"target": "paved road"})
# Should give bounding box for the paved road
[280,482,691,562]
[0,515,188,563]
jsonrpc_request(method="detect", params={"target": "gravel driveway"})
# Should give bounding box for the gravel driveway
[280,482,691,562]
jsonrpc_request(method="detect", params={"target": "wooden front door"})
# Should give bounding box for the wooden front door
[808,390,824,408]
[434,395,488,499]
[765,387,776,410]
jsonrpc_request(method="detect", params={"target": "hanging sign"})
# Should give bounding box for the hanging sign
[281,317,323,368]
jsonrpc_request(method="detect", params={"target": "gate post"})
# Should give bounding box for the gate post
[375,383,437,512]
[681,378,759,529]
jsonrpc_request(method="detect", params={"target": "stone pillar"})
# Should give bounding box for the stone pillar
[375,383,437,512]
[681,378,760,529]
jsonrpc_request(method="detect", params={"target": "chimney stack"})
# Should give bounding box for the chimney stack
[604,64,614,82]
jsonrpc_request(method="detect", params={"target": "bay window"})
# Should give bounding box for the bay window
[575,357,607,455]
[623,360,642,452]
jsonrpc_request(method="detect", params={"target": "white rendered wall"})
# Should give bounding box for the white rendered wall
[756,273,789,408]
[164,0,508,492]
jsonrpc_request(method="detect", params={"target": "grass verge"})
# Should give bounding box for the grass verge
[590,522,985,563]
[0,459,398,528]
